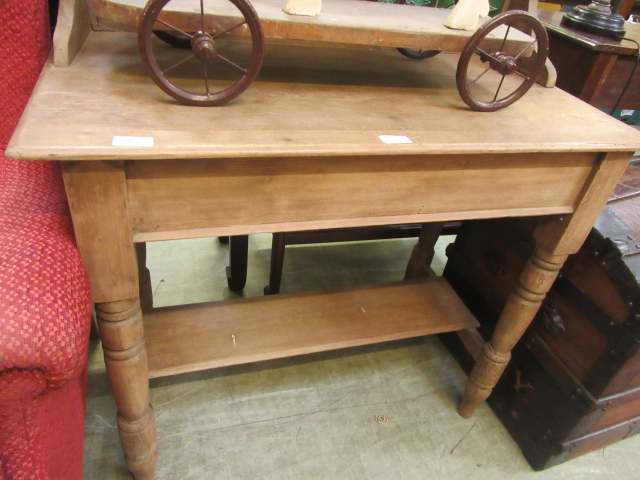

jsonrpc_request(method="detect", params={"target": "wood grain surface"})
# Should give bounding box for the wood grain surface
[125,152,594,241]
[143,277,479,377]
[7,31,640,161]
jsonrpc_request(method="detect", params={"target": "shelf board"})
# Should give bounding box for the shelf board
[144,277,479,378]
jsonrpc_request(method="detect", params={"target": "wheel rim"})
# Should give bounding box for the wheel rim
[456,11,549,112]
[139,0,265,106]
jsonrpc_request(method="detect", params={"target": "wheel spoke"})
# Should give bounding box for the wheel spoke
[468,65,492,88]
[156,19,194,39]
[213,20,248,39]
[514,40,537,60]
[202,60,210,95]
[215,53,247,73]
[476,47,500,64]
[456,11,548,111]
[492,75,506,102]
[498,24,511,53]
[140,0,265,105]
[162,53,195,74]
[200,0,206,32]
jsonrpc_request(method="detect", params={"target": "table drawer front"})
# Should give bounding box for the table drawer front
[127,152,596,241]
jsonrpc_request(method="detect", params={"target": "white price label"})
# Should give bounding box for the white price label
[378,135,413,144]
[112,136,155,147]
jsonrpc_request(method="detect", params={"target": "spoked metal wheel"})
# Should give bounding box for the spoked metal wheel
[139,0,265,106]
[456,11,548,112]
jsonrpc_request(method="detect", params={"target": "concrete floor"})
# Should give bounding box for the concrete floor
[83,234,640,479]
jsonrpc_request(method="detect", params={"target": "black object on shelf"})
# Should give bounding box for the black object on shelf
[561,0,627,39]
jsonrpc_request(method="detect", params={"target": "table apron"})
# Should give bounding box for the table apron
[124,152,597,242]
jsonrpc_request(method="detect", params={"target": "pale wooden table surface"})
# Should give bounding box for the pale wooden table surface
[8,31,640,480]
[10,32,640,161]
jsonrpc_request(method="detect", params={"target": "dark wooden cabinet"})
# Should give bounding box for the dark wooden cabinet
[539,0,640,19]
[538,10,640,111]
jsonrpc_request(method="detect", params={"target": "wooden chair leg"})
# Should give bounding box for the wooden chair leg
[264,232,286,295]
[226,235,249,291]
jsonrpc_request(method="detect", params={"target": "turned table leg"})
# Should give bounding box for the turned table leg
[62,161,159,479]
[458,245,567,417]
[96,299,157,479]
[458,152,632,417]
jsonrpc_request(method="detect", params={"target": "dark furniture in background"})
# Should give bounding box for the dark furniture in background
[224,227,426,295]
[264,225,422,295]
[540,0,639,19]
[538,9,640,111]
[226,223,457,296]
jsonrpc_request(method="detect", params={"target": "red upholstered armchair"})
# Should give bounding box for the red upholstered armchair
[0,1,92,479]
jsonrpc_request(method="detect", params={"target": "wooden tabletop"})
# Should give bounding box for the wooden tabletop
[7,31,640,161]
[538,9,640,56]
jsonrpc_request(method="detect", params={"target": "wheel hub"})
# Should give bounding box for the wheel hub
[192,32,217,61]
[490,52,518,76]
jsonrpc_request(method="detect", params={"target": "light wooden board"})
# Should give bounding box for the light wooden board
[62,161,140,302]
[53,0,92,67]
[90,0,530,52]
[126,152,594,241]
[6,31,640,161]
[143,277,479,377]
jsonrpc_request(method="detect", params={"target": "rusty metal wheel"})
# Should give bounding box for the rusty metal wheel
[456,11,548,112]
[139,0,265,106]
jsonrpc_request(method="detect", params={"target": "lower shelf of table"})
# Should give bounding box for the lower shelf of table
[143,277,479,378]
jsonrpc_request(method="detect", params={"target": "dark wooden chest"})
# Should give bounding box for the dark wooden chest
[442,161,640,469]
